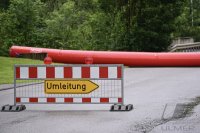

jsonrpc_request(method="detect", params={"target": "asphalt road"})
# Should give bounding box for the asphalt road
[0,67,200,133]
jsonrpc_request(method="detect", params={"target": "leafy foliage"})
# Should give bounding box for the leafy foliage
[0,0,198,56]
[173,0,200,41]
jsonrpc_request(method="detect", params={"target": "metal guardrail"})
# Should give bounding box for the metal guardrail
[169,42,200,52]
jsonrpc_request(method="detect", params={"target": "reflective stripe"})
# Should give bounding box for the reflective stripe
[90,67,99,78]
[38,67,46,78]
[55,67,64,78]
[108,67,117,78]
[72,67,81,78]
[20,67,28,79]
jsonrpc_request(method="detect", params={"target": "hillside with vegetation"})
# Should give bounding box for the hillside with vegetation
[0,0,200,56]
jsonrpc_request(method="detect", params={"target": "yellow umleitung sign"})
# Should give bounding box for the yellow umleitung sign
[44,80,99,94]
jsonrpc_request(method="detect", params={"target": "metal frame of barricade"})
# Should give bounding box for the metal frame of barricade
[13,64,124,107]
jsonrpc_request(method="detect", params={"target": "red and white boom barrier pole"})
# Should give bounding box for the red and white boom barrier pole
[9,45,200,67]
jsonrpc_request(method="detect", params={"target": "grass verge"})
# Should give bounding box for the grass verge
[0,56,43,84]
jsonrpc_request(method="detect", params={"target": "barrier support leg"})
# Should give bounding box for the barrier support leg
[1,105,26,112]
[110,104,133,111]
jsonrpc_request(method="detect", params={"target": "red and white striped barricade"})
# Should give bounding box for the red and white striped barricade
[11,64,132,111]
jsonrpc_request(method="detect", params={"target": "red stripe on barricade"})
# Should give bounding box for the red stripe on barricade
[118,98,122,103]
[117,66,122,78]
[46,67,55,78]
[15,97,122,103]
[16,97,21,102]
[82,98,91,103]
[16,67,20,79]
[29,67,37,78]
[64,67,72,78]
[47,98,55,103]
[99,67,108,78]
[64,98,73,103]
[100,98,109,103]
[81,67,90,78]
[29,97,38,103]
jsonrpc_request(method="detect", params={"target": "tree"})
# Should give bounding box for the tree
[0,0,10,9]
[174,0,200,41]
[130,1,184,51]
[44,0,109,50]
[0,0,46,54]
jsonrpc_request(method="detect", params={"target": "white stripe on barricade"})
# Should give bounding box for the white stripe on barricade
[108,67,117,78]
[38,67,46,78]
[72,67,81,78]
[90,67,99,78]
[55,67,64,78]
[38,98,47,103]
[20,67,28,79]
